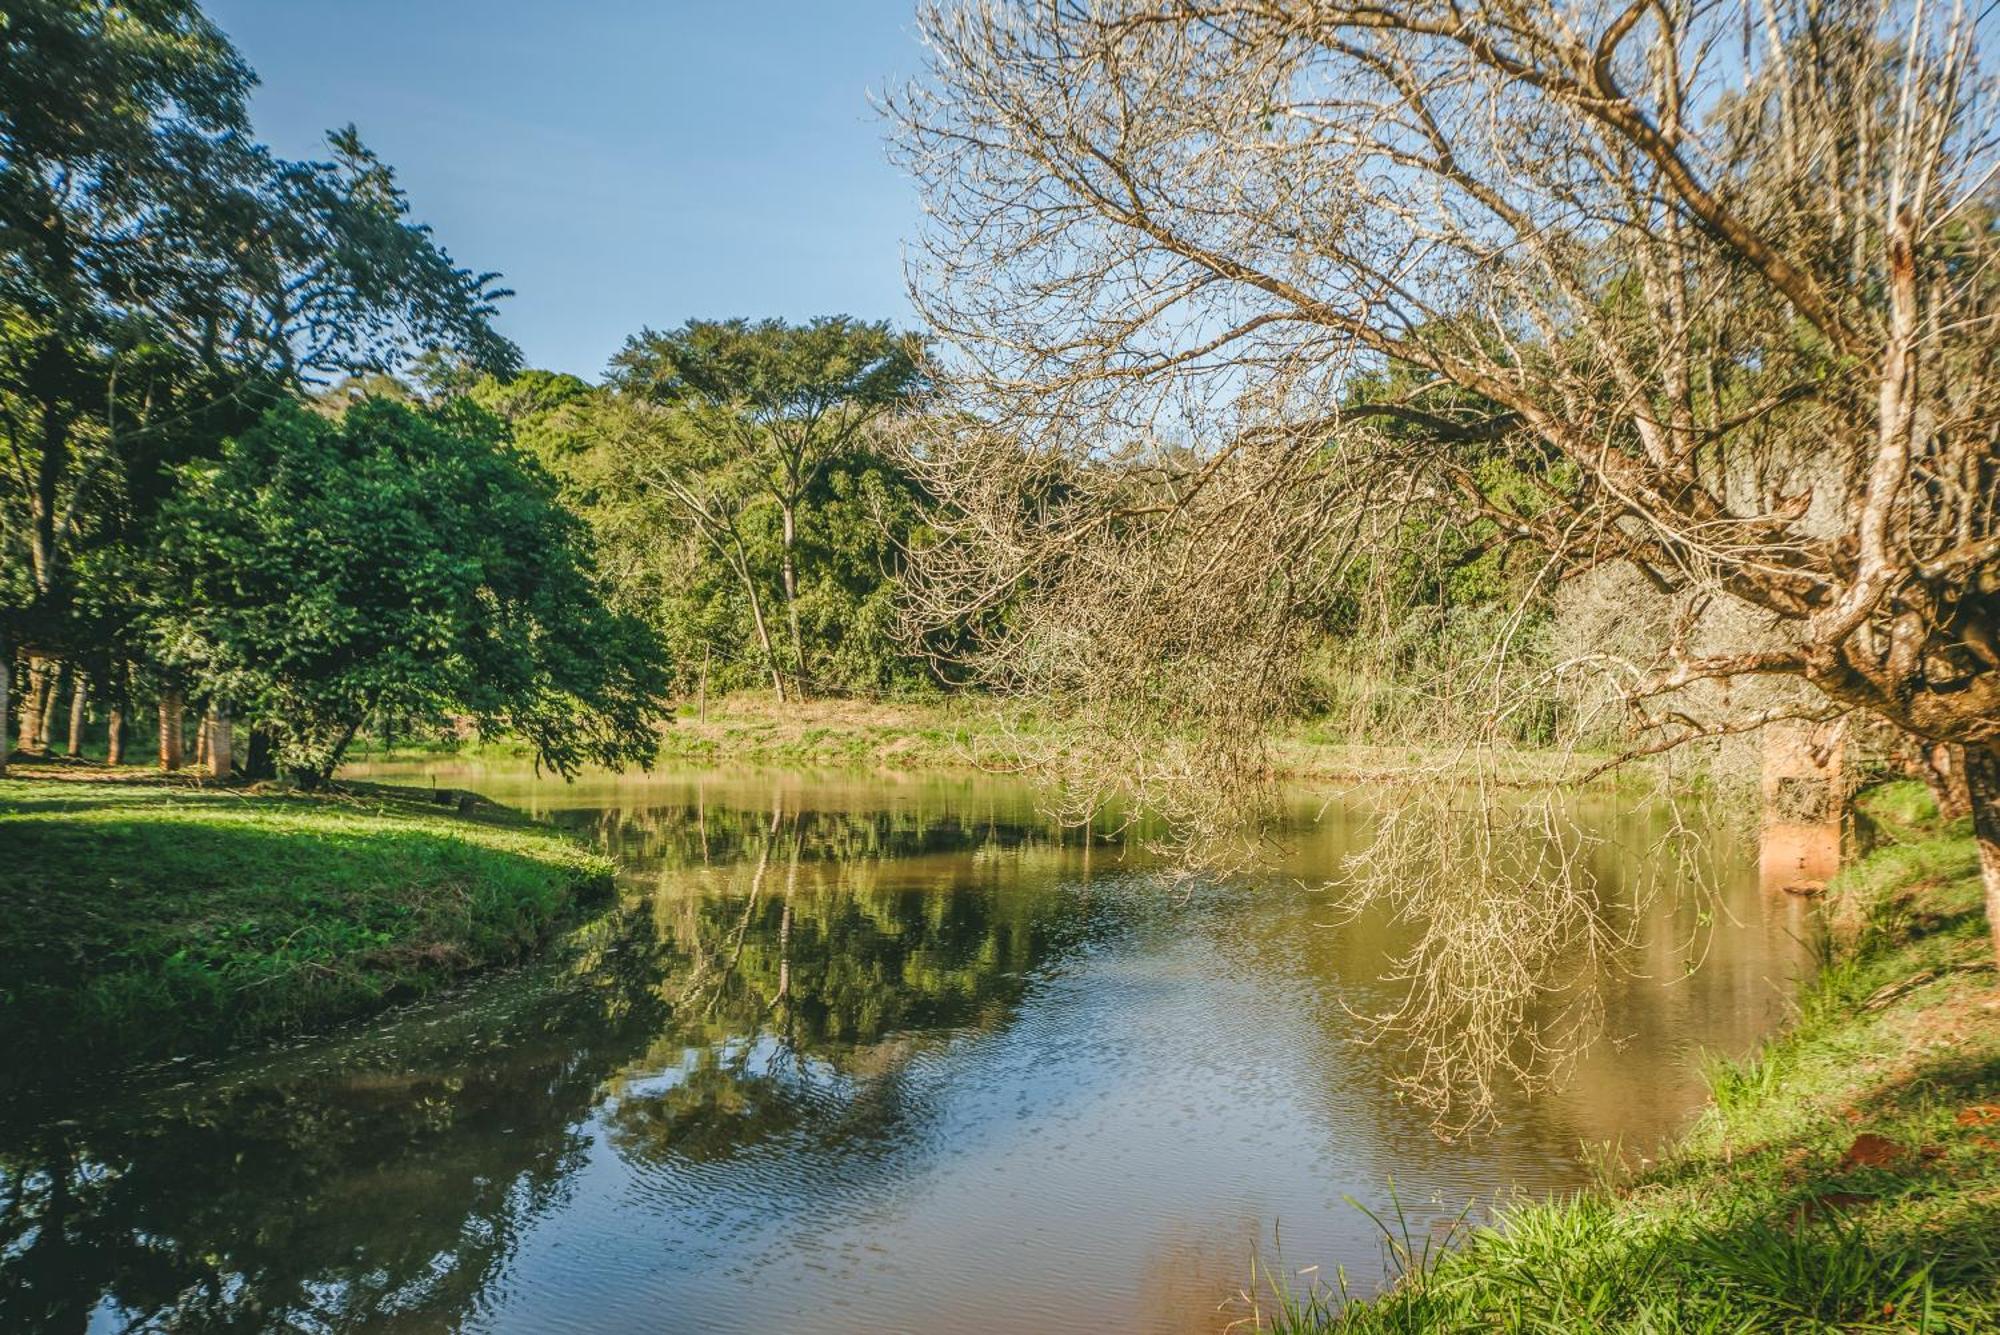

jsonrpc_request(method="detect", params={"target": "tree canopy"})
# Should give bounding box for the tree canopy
[151,397,669,785]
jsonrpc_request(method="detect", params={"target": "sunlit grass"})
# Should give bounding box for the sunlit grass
[0,776,612,1074]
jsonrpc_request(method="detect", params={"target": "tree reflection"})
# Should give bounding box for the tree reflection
[0,800,1102,1331]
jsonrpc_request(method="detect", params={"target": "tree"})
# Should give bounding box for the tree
[891,0,2000,965]
[0,0,516,771]
[151,397,670,787]
[608,317,927,697]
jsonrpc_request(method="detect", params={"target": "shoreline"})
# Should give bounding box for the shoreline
[0,766,613,1086]
[1251,780,1999,1332]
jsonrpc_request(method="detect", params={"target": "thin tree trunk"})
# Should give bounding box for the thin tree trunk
[733,549,786,703]
[1966,745,2000,974]
[106,707,124,766]
[158,689,185,771]
[699,643,710,723]
[194,716,210,772]
[203,704,231,780]
[20,659,46,754]
[780,498,808,699]
[0,638,10,777]
[34,661,63,754]
[65,671,86,756]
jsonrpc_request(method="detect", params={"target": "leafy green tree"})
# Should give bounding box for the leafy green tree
[151,398,669,786]
[608,317,926,696]
[0,0,514,770]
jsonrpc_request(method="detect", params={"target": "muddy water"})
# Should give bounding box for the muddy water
[0,765,1814,1333]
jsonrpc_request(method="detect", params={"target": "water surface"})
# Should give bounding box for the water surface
[1,764,1813,1333]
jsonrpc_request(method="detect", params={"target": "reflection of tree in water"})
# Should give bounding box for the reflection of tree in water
[602,799,1095,1172]
[0,899,675,1332]
[0,801,1104,1331]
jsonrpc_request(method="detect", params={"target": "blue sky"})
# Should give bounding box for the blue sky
[205,1,925,379]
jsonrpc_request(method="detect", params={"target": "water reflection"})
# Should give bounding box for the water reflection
[0,767,1814,1334]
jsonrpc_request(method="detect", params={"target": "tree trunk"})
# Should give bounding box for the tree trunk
[244,727,276,781]
[65,671,87,756]
[1966,745,2000,974]
[0,638,10,777]
[106,707,124,766]
[780,499,808,699]
[158,689,185,771]
[244,727,277,781]
[1918,742,1973,821]
[195,716,210,772]
[203,704,232,780]
[37,663,65,755]
[21,658,52,754]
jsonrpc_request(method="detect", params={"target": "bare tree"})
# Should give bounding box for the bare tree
[889,0,2000,971]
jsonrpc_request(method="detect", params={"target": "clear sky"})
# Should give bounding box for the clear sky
[204,1,924,380]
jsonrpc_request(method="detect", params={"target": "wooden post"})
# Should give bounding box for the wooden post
[158,689,185,771]
[203,705,232,780]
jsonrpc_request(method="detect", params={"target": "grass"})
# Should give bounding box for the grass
[1246,779,2000,1333]
[348,693,1637,789]
[0,768,614,1078]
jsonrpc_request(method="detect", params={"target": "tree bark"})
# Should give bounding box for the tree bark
[202,704,232,780]
[1917,742,1973,821]
[158,689,185,771]
[0,638,10,777]
[65,671,86,756]
[1966,745,2000,974]
[106,707,124,766]
[37,663,64,756]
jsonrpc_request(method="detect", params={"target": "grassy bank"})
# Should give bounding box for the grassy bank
[349,693,1624,788]
[1250,782,1999,1333]
[0,769,613,1077]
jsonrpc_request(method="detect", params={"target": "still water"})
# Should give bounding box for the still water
[2,765,1813,1333]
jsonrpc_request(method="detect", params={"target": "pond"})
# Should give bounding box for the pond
[1,764,1815,1333]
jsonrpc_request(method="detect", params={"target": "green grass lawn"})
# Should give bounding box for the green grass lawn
[1251,781,2000,1334]
[0,774,613,1075]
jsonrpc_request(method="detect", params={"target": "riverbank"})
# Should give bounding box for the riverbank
[1251,781,1999,1333]
[348,692,1625,789]
[0,767,613,1079]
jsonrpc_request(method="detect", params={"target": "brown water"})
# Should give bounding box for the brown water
[0,764,1814,1334]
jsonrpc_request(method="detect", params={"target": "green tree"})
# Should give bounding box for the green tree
[608,317,926,697]
[0,0,515,771]
[151,398,669,786]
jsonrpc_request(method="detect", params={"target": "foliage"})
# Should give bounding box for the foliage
[0,0,514,760]
[0,777,612,1067]
[602,316,929,696]
[150,397,670,784]
[476,340,939,700]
